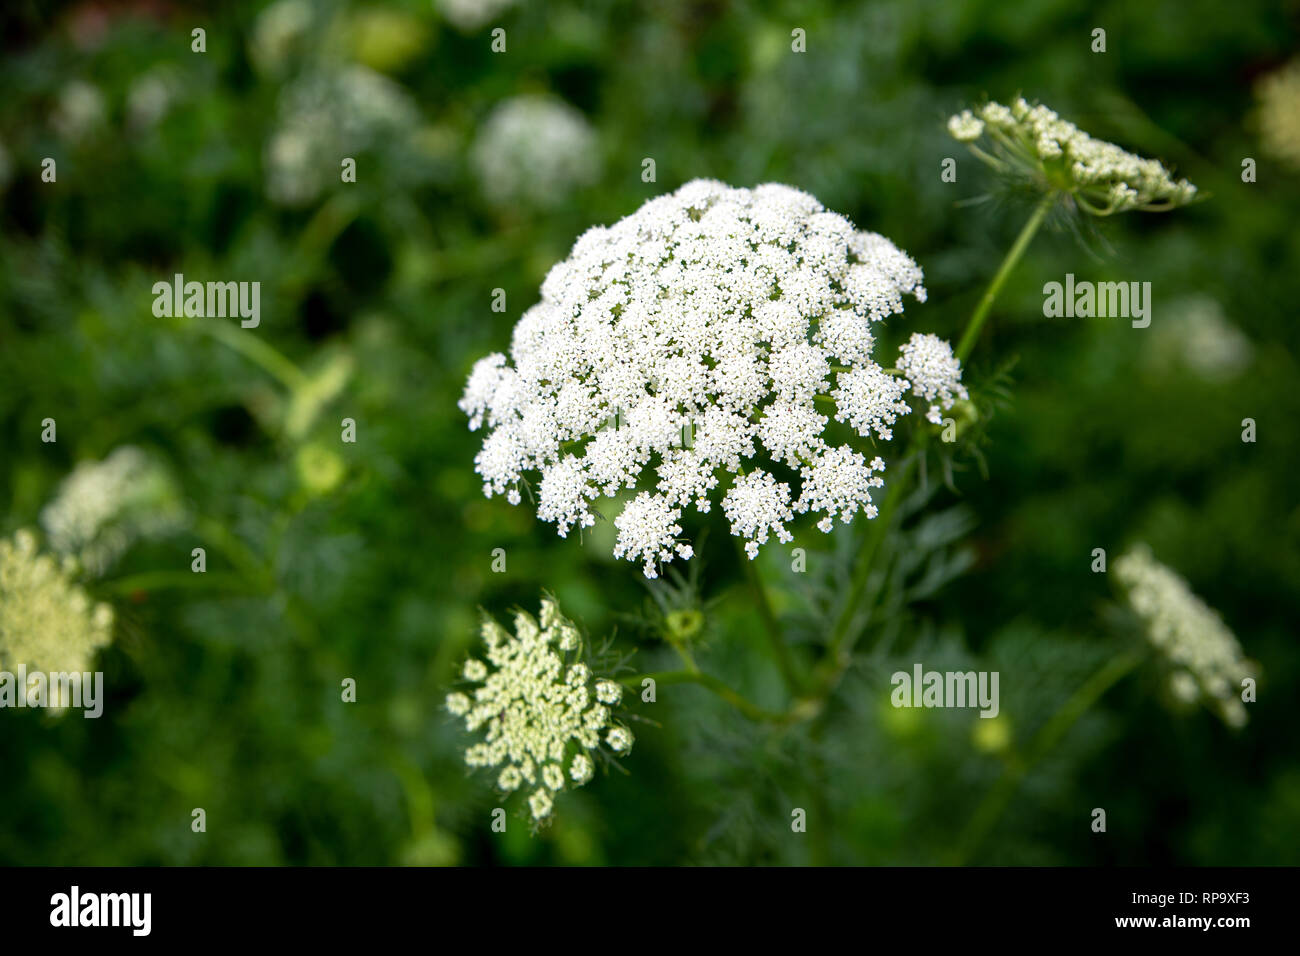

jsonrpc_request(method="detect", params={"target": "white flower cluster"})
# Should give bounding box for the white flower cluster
[446,597,631,821]
[1145,295,1253,383]
[265,66,420,207]
[1114,545,1256,727]
[949,98,1197,214]
[897,333,969,424]
[471,95,598,208]
[40,447,185,577]
[462,179,956,576]
[126,67,183,132]
[0,530,114,678]
[439,0,520,32]
[52,81,107,145]
[1254,58,1300,170]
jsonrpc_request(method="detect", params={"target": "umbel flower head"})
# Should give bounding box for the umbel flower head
[471,94,598,208]
[1114,545,1256,728]
[265,65,421,207]
[446,597,631,822]
[461,179,964,576]
[948,98,1197,215]
[40,446,185,578]
[0,530,114,678]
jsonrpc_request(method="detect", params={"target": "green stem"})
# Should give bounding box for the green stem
[622,670,792,724]
[196,516,273,589]
[196,318,309,393]
[735,537,803,694]
[813,451,919,696]
[809,195,1052,706]
[953,647,1146,864]
[954,192,1056,363]
[97,570,249,596]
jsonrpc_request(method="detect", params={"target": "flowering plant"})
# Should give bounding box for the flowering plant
[451,100,1245,835]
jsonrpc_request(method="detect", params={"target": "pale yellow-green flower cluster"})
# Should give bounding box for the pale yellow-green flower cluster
[446,597,631,821]
[1114,545,1255,727]
[948,98,1197,214]
[0,530,114,676]
[1254,58,1300,170]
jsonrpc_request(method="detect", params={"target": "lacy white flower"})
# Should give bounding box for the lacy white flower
[40,447,185,578]
[1254,58,1300,170]
[0,530,114,677]
[461,179,957,576]
[439,0,520,32]
[265,66,420,207]
[471,95,598,208]
[447,597,631,821]
[950,98,1197,214]
[1114,545,1256,727]
[897,332,970,424]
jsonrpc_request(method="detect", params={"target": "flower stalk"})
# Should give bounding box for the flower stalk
[954,191,1056,362]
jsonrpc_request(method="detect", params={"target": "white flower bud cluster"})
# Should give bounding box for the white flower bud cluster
[949,98,1197,214]
[40,446,185,578]
[446,597,631,821]
[1114,545,1256,727]
[0,530,114,679]
[462,179,957,576]
[471,95,598,208]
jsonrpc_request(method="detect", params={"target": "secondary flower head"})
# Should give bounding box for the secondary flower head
[52,80,107,145]
[1144,295,1253,383]
[0,530,114,678]
[949,98,1197,214]
[248,0,314,77]
[40,446,185,578]
[1254,58,1300,170]
[471,94,598,208]
[896,333,969,424]
[265,66,421,207]
[446,596,632,822]
[461,179,961,576]
[1114,545,1256,727]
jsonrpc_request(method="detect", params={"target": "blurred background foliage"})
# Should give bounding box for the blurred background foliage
[1,0,1297,865]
